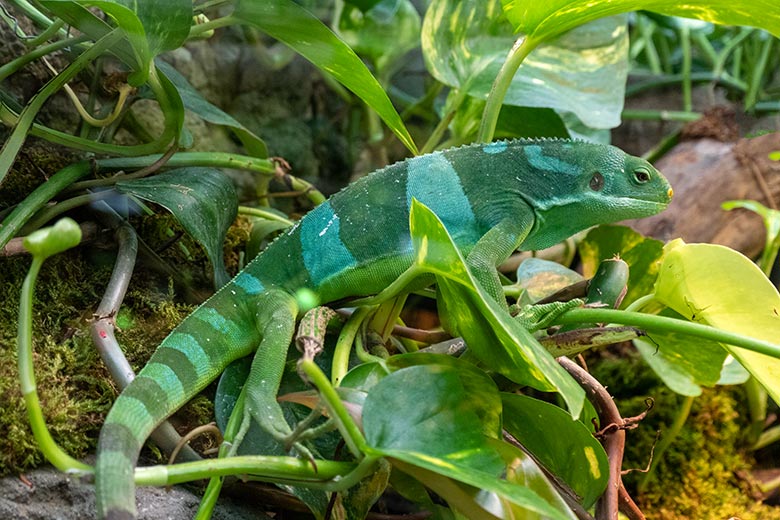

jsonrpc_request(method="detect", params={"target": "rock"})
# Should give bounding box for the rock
[0,464,268,520]
[628,133,780,258]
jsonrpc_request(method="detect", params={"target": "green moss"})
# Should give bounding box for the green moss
[0,230,204,475]
[0,252,112,475]
[589,350,780,519]
[0,143,80,211]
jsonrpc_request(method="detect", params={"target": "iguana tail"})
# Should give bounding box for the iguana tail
[95,275,266,519]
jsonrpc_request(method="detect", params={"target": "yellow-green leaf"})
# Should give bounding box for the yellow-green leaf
[653,240,780,404]
[501,0,780,42]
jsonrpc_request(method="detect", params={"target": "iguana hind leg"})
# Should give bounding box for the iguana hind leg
[233,290,309,454]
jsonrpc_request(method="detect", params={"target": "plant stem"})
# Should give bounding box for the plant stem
[8,0,61,32]
[0,35,89,82]
[478,35,538,143]
[621,109,700,122]
[680,25,692,112]
[238,206,294,226]
[745,376,768,446]
[0,161,92,250]
[331,306,376,386]
[553,308,780,359]
[745,35,773,109]
[18,256,92,474]
[134,456,357,487]
[638,395,694,493]
[298,356,368,458]
[0,28,124,185]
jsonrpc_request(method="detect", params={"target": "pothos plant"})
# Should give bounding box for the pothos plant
[4,1,780,519]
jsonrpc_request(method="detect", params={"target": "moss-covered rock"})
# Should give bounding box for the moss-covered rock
[589,349,780,519]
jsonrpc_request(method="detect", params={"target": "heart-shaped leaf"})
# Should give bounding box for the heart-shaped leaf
[502,393,608,508]
[116,167,237,288]
[422,0,629,129]
[362,363,574,519]
[634,308,728,396]
[501,0,780,42]
[653,240,780,404]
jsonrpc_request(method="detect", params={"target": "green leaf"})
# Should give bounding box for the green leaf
[23,217,82,259]
[363,363,503,468]
[653,240,780,404]
[214,357,252,433]
[718,355,751,385]
[39,2,135,63]
[45,1,191,84]
[335,0,421,73]
[448,95,569,141]
[579,225,664,307]
[409,199,585,418]
[515,258,583,304]
[362,363,573,519]
[502,394,608,508]
[634,308,727,396]
[233,0,417,154]
[422,1,629,130]
[116,167,238,288]
[386,354,503,437]
[114,0,191,57]
[155,60,268,157]
[154,61,186,144]
[723,200,780,275]
[501,0,780,41]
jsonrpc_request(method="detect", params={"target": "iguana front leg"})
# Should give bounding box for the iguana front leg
[466,212,534,307]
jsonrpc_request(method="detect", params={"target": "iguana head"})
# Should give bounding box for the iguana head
[519,141,673,250]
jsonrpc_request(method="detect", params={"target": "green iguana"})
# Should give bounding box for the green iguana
[95,139,673,519]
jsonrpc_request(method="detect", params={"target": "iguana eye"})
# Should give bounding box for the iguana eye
[589,172,604,191]
[633,167,651,184]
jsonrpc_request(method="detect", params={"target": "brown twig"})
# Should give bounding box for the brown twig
[558,357,645,520]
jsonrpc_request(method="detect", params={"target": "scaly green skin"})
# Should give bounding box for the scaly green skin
[95,139,673,519]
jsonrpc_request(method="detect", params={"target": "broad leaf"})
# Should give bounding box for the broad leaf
[362,363,573,519]
[233,0,417,154]
[501,0,780,42]
[634,308,727,396]
[723,200,780,275]
[114,0,191,57]
[515,258,583,304]
[653,240,780,404]
[422,0,629,130]
[386,354,503,437]
[502,394,608,508]
[43,1,191,84]
[448,95,569,141]
[156,60,268,157]
[116,167,237,288]
[409,200,585,418]
[579,225,664,307]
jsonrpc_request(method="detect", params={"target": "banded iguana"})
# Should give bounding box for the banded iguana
[95,139,673,519]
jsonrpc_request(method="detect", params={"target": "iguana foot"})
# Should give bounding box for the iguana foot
[514,298,584,332]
